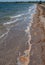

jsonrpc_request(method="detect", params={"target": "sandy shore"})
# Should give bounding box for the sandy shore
[29,4,45,65]
[0,4,45,65]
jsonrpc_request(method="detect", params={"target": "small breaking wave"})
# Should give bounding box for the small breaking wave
[3,13,25,25]
[10,14,24,19]
[0,32,8,39]
[28,4,37,14]
[0,28,9,39]
[3,5,36,26]
[3,19,19,25]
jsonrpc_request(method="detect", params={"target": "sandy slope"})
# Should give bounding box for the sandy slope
[29,4,45,65]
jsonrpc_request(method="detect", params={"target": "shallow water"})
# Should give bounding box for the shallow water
[0,3,37,65]
[0,3,36,39]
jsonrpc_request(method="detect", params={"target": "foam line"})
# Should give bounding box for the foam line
[3,19,19,25]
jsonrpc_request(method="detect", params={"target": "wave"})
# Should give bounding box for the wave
[3,5,35,25]
[10,5,36,19]
[0,32,8,39]
[10,14,24,19]
[3,5,36,26]
[3,13,25,25]
[29,4,36,12]
[3,19,19,25]
[0,29,9,39]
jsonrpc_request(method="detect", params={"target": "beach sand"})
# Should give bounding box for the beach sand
[29,4,45,65]
[0,4,45,65]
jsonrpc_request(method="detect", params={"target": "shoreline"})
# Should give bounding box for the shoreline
[0,4,36,65]
[0,4,45,65]
[16,4,37,65]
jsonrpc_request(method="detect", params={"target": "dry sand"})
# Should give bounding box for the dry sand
[29,4,45,65]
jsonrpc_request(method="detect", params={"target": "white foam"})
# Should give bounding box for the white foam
[17,6,35,65]
[17,22,32,65]
[0,28,10,39]
[17,7,33,65]
[25,26,29,33]
[28,4,37,14]
[10,14,24,19]
[3,19,19,25]
[0,31,8,39]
